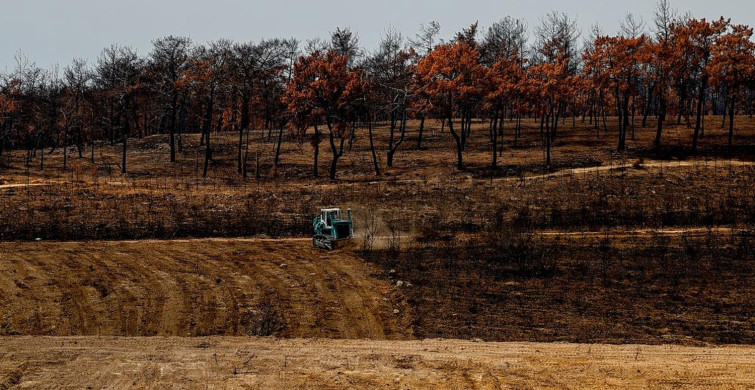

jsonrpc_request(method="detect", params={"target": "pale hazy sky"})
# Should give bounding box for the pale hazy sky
[1,0,753,72]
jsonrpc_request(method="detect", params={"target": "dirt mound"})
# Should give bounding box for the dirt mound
[0,239,410,339]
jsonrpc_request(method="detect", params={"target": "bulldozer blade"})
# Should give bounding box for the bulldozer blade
[313,235,333,251]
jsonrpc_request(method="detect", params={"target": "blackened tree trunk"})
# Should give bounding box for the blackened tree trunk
[654,93,667,151]
[622,91,630,150]
[63,125,68,170]
[121,133,127,173]
[313,124,320,178]
[417,116,425,149]
[721,91,728,129]
[514,115,521,147]
[327,122,345,180]
[369,118,380,176]
[692,74,708,152]
[498,107,505,157]
[728,95,735,150]
[122,94,130,174]
[202,88,215,178]
[177,97,186,153]
[387,104,407,168]
[274,126,284,167]
[243,127,250,179]
[77,123,83,158]
[545,113,551,167]
[39,133,45,171]
[238,93,250,174]
[490,109,498,168]
[447,104,465,170]
[677,85,686,125]
[169,88,178,162]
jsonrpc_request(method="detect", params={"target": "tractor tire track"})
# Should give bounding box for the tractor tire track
[0,240,408,339]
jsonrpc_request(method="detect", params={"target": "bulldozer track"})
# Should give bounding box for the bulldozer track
[0,239,407,339]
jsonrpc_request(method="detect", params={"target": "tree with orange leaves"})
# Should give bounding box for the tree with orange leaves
[528,59,573,165]
[484,51,525,167]
[584,35,649,151]
[284,50,365,180]
[672,17,729,151]
[710,23,755,149]
[531,12,580,166]
[647,0,678,151]
[413,40,485,170]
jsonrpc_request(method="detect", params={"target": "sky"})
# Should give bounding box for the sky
[1,0,753,72]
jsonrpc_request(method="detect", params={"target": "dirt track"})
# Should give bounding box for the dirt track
[1,336,753,389]
[539,226,750,238]
[2,158,751,191]
[503,158,754,182]
[0,240,408,339]
[0,182,49,190]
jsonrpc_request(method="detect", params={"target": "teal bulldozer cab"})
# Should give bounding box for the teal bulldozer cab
[313,208,353,250]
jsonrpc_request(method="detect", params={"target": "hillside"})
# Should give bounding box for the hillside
[0,239,409,339]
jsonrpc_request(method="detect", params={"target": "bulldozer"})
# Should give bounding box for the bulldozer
[313,208,353,250]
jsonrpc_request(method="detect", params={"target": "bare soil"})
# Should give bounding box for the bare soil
[1,337,754,389]
[0,117,753,388]
[0,239,409,339]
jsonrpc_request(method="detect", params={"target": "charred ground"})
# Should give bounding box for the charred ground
[0,117,753,345]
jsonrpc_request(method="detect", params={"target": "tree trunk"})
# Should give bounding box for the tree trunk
[369,119,380,176]
[387,110,396,167]
[654,93,666,151]
[40,136,45,171]
[387,104,407,168]
[498,108,505,157]
[121,135,127,174]
[631,94,636,140]
[122,94,130,174]
[238,94,250,174]
[692,75,708,152]
[550,104,559,141]
[77,125,83,158]
[545,114,551,168]
[327,124,344,180]
[202,89,215,178]
[177,97,185,153]
[63,127,68,170]
[238,127,244,174]
[514,115,521,147]
[203,128,211,178]
[256,150,260,180]
[243,127,250,179]
[721,91,728,129]
[677,86,686,125]
[728,95,735,151]
[490,110,498,168]
[312,124,320,178]
[274,127,284,167]
[169,89,178,162]
[642,85,652,128]
[417,116,425,149]
[448,110,463,170]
